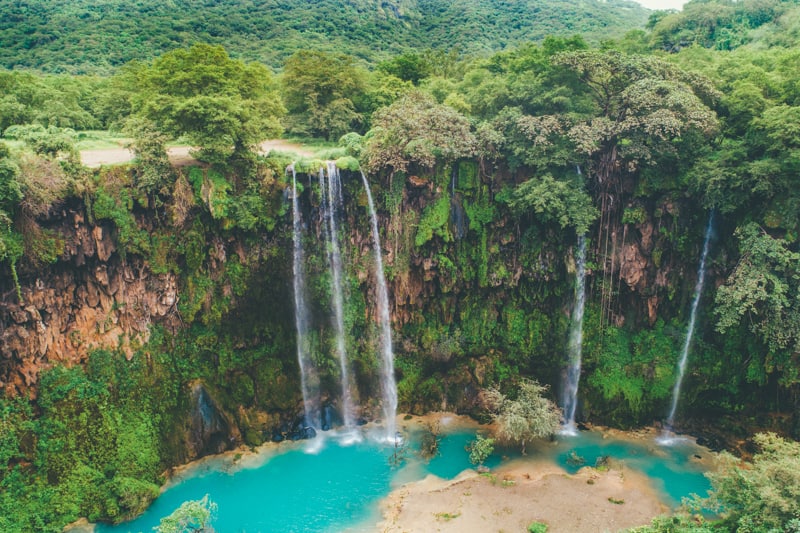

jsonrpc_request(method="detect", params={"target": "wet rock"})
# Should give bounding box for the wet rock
[187,382,240,459]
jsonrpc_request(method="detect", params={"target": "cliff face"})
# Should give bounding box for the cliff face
[0,161,713,429]
[0,206,179,396]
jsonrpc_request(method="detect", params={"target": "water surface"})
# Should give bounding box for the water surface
[98,427,712,532]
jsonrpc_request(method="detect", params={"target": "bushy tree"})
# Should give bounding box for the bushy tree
[155,495,217,533]
[714,224,800,387]
[130,44,284,164]
[281,50,366,140]
[708,432,800,532]
[482,378,561,454]
[363,91,475,173]
[467,433,495,468]
[507,174,599,235]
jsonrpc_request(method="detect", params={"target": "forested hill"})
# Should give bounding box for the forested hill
[0,0,649,74]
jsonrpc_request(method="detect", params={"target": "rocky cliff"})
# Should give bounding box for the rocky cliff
[0,205,179,396]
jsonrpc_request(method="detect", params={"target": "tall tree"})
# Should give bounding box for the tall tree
[281,50,366,140]
[129,44,284,164]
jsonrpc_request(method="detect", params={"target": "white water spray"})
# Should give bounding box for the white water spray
[320,162,356,428]
[665,214,714,429]
[360,171,398,442]
[290,164,319,428]
[561,234,587,435]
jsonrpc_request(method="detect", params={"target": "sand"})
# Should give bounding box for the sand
[377,414,674,533]
[378,462,667,533]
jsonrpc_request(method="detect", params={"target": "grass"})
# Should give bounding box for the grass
[434,512,460,521]
[74,130,131,150]
[283,135,339,150]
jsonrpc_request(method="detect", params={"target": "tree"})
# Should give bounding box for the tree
[507,174,599,235]
[281,50,366,140]
[130,44,284,164]
[124,117,175,203]
[482,378,561,454]
[155,495,217,533]
[363,91,475,174]
[467,433,495,468]
[714,224,800,387]
[706,432,800,532]
[377,52,432,85]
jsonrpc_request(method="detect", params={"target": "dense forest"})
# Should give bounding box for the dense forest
[0,0,649,73]
[1,0,800,531]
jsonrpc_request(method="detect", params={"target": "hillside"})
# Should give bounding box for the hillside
[0,0,650,74]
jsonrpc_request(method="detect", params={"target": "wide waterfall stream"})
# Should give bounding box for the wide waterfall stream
[95,424,712,533]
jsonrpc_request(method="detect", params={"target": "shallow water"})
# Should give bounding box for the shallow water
[551,431,712,506]
[98,427,711,533]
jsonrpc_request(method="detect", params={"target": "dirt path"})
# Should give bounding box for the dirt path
[79,140,315,168]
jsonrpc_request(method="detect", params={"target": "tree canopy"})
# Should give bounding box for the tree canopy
[128,44,284,163]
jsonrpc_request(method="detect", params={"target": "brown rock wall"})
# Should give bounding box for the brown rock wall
[0,210,179,396]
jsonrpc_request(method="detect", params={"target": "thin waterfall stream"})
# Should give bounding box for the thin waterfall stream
[561,234,587,434]
[664,213,714,430]
[290,164,319,428]
[320,163,355,428]
[361,171,398,442]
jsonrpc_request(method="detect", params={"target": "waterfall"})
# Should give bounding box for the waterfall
[320,162,355,428]
[561,234,587,435]
[290,164,319,428]
[360,171,398,442]
[665,214,714,428]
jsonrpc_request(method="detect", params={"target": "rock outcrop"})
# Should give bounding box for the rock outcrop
[0,209,180,395]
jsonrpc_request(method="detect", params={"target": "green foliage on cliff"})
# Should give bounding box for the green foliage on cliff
[0,349,172,531]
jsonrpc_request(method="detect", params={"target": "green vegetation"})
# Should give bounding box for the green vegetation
[0,1,800,531]
[467,433,495,468]
[155,495,217,533]
[482,379,561,454]
[528,522,548,533]
[0,349,173,531]
[631,433,800,533]
[0,0,649,74]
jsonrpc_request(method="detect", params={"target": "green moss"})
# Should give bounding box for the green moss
[92,184,150,257]
[334,155,360,171]
[415,195,451,247]
[457,160,479,190]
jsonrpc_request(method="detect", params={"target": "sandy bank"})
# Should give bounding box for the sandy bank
[378,459,666,533]
[377,414,706,533]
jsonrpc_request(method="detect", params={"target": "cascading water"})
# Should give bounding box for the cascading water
[290,164,319,428]
[320,162,355,428]
[561,234,587,435]
[360,171,398,442]
[665,214,714,430]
